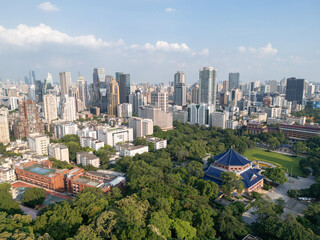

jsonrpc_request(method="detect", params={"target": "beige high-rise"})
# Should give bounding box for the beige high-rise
[0,108,10,143]
[59,72,71,101]
[108,78,120,117]
[43,94,58,123]
[77,75,87,110]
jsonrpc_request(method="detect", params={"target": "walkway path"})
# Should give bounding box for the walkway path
[20,205,38,220]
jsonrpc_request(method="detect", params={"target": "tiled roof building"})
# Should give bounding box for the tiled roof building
[204,149,264,193]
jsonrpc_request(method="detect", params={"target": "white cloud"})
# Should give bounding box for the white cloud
[37,2,59,12]
[165,8,176,13]
[237,43,277,57]
[142,41,191,52]
[0,23,123,48]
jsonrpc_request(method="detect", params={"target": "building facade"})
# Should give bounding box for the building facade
[199,67,217,107]
[0,107,10,143]
[49,143,69,163]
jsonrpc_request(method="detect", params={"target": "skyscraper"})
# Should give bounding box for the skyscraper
[119,73,130,103]
[45,73,53,87]
[190,83,200,104]
[92,68,105,108]
[285,78,305,105]
[199,67,217,108]
[43,94,58,123]
[77,75,87,110]
[59,72,71,101]
[151,90,168,112]
[108,78,120,117]
[174,71,186,106]
[228,72,240,91]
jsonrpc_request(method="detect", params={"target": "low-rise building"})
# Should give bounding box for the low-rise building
[28,133,50,156]
[48,143,69,163]
[246,122,268,135]
[279,124,320,141]
[76,152,100,168]
[98,126,133,147]
[80,136,104,151]
[77,127,97,139]
[115,143,148,157]
[146,137,167,150]
[0,167,16,182]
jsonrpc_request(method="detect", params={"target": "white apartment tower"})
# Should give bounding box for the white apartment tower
[43,94,58,123]
[0,108,10,143]
[199,67,217,109]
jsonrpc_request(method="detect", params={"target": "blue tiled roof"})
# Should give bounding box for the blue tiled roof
[205,166,224,179]
[214,149,251,166]
[240,168,265,188]
[203,175,223,186]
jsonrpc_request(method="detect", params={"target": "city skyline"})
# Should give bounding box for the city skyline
[0,0,319,84]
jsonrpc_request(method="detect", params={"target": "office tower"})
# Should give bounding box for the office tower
[199,67,217,108]
[61,95,77,122]
[129,91,146,114]
[28,85,36,101]
[59,72,71,101]
[220,92,228,106]
[231,89,242,106]
[13,100,44,139]
[92,68,106,111]
[223,80,229,92]
[45,73,53,87]
[10,97,19,110]
[77,75,87,109]
[43,94,58,123]
[151,90,168,112]
[35,80,44,103]
[187,103,214,127]
[28,133,50,155]
[191,83,200,104]
[115,72,123,85]
[174,71,187,106]
[0,107,10,143]
[119,73,130,103]
[26,70,35,85]
[285,78,305,105]
[267,80,277,93]
[108,78,120,117]
[228,72,240,91]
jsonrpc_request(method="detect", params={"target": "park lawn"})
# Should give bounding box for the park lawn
[244,148,305,177]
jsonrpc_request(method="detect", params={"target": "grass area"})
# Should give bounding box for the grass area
[244,148,304,177]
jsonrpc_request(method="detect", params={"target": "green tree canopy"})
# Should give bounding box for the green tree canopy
[263,167,288,184]
[22,188,46,208]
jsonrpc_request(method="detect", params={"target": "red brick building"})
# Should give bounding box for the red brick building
[246,122,268,135]
[279,124,320,141]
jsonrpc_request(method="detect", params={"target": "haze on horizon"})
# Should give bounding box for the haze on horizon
[0,0,319,84]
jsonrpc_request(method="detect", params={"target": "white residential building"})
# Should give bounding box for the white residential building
[76,152,100,168]
[117,103,133,118]
[128,117,153,139]
[98,126,133,147]
[146,137,167,150]
[211,111,227,129]
[226,120,239,129]
[61,95,77,122]
[43,94,58,123]
[115,143,148,157]
[187,103,214,127]
[138,106,173,130]
[28,133,50,156]
[56,122,78,138]
[0,107,10,144]
[0,167,16,182]
[48,143,70,163]
[80,137,105,151]
[77,127,97,139]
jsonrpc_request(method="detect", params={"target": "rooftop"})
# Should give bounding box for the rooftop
[23,165,56,176]
[77,152,99,159]
[75,177,100,187]
[214,149,251,166]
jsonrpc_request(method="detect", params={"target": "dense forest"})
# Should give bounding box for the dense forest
[1,122,319,239]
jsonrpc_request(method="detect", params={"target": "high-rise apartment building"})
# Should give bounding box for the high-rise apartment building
[119,73,131,103]
[108,78,120,117]
[0,107,10,143]
[174,71,186,106]
[285,78,305,105]
[151,90,168,112]
[61,95,76,122]
[199,67,217,108]
[223,80,229,92]
[190,83,200,104]
[49,143,70,163]
[267,80,278,93]
[128,117,153,139]
[228,72,240,91]
[14,100,44,139]
[59,72,71,102]
[28,133,50,156]
[43,94,58,123]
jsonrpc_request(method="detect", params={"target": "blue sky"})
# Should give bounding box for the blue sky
[0,0,319,84]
